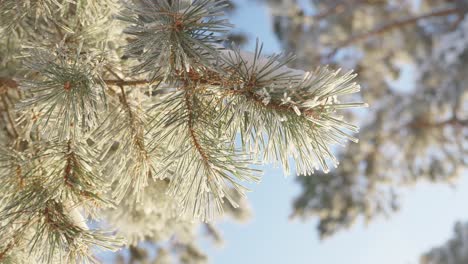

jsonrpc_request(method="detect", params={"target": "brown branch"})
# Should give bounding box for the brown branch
[326,7,458,59]
[16,164,24,189]
[0,242,14,261]
[0,71,149,88]
[63,140,74,187]
[106,67,148,157]
[1,94,19,138]
[106,69,319,121]
[409,117,468,129]
[118,85,131,113]
[104,79,150,86]
[184,91,210,163]
[103,66,150,87]
[0,78,18,90]
[0,220,32,262]
[277,0,388,23]
[105,67,132,115]
[1,69,318,124]
[119,82,147,157]
[241,90,320,119]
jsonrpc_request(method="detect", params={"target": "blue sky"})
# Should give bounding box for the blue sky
[201,1,468,263]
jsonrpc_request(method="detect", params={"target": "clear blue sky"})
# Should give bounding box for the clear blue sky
[201,1,468,263]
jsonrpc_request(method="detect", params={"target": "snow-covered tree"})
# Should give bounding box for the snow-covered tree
[0,0,365,262]
[263,0,468,243]
[421,221,468,264]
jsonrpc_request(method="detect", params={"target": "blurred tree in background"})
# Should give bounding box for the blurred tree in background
[262,0,467,262]
[421,221,468,264]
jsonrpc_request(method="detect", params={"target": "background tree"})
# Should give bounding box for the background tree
[261,0,468,257]
[0,0,364,263]
[421,221,468,264]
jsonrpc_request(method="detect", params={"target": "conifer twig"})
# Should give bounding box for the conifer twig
[0,94,18,139]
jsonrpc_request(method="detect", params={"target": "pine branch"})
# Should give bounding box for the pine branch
[2,76,150,89]
[0,94,18,139]
[0,78,18,89]
[326,7,459,59]
[17,46,107,140]
[0,140,122,262]
[408,117,468,129]
[118,0,231,81]
[147,90,259,221]
[312,0,388,20]
[92,82,156,203]
[185,91,210,163]
[271,0,387,24]
[220,43,365,174]
[104,79,150,86]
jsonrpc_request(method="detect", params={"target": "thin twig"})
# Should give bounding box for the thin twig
[0,78,18,89]
[326,7,458,59]
[104,79,149,86]
[106,66,148,155]
[63,140,74,187]
[1,94,19,138]
[241,90,320,119]
[104,65,150,87]
[184,91,210,163]
[408,117,468,129]
[275,0,386,24]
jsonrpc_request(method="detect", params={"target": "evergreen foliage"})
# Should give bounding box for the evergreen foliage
[0,0,365,262]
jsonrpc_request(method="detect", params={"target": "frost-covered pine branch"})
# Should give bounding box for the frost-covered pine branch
[0,0,365,262]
